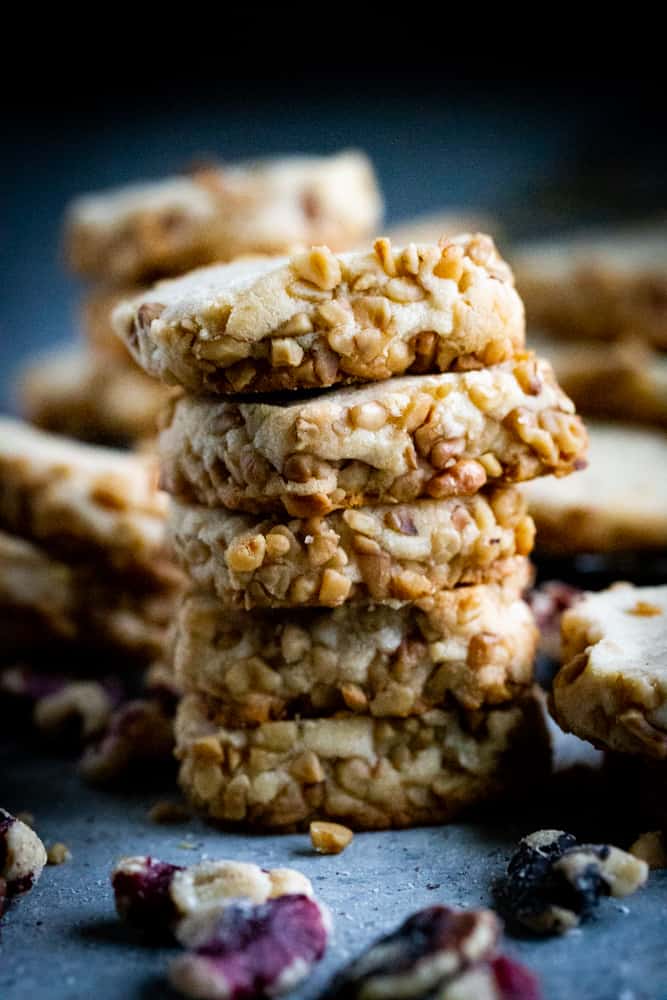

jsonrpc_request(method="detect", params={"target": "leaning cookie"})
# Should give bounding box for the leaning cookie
[524,422,667,554]
[20,345,174,446]
[0,531,178,662]
[175,690,550,830]
[0,418,174,577]
[175,571,537,722]
[159,355,586,516]
[528,332,667,428]
[65,151,382,283]
[168,489,535,609]
[553,583,667,759]
[113,236,524,393]
[514,224,667,348]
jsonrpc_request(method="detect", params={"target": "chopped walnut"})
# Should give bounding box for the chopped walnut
[630,831,667,870]
[0,809,47,917]
[170,895,329,1000]
[46,842,71,865]
[310,821,353,855]
[627,601,663,617]
[495,829,648,935]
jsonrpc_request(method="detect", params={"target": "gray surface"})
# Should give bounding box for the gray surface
[1,739,666,1000]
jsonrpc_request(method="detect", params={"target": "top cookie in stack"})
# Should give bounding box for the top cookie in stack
[113,233,586,831]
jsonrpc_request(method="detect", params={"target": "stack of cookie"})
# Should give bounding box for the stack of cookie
[114,234,588,830]
[21,151,382,446]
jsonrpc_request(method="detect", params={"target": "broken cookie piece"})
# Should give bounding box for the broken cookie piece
[496,829,648,934]
[112,855,313,936]
[321,904,541,999]
[0,808,47,918]
[169,894,330,1000]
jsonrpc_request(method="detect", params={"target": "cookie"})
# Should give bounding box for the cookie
[113,236,524,393]
[553,583,667,758]
[175,690,549,830]
[529,332,667,427]
[0,417,175,577]
[20,345,173,445]
[524,421,667,554]
[159,354,586,516]
[168,489,535,609]
[0,530,177,662]
[175,571,536,722]
[65,151,382,283]
[514,225,667,348]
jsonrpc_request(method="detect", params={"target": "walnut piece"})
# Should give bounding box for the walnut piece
[310,821,353,855]
[0,809,47,918]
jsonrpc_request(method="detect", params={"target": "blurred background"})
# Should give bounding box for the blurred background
[3,64,665,404]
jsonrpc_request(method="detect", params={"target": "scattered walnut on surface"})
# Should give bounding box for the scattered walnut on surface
[310,821,353,855]
[0,809,47,917]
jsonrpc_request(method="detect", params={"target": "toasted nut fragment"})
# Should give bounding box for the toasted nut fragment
[170,895,330,1000]
[0,809,47,916]
[225,535,266,573]
[310,821,353,855]
[271,338,304,367]
[349,402,386,431]
[318,568,351,605]
[495,829,648,935]
[321,904,501,998]
[46,842,71,865]
[293,246,342,290]
[627,601,662,617]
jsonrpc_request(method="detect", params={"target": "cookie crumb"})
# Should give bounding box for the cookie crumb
[310,821,353,855]
[47,842,71,865]
[148,800,191,825]
[627,600,662,617]
[630,831,667,870]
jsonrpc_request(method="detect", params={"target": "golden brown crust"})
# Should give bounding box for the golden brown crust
[168,491,534,609]
[114,236,524,394]
[159,355,586,515]
[553,583,667,759]
[175,574,537,723]
[175,690,550,830]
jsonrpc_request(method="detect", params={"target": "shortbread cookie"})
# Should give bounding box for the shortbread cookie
[168,490,534,609]
[175,572,537,722]
[20,346,173,445]
[553,584,667,758]
[525,422,667,554]
[0,530,177,662]
[514,225,667,348]
[0,418,174,577]
[529,332,667,427]
[65,151,382,283]
[160,355,586,516]
[175,690,549,830]
[114,236,524,394]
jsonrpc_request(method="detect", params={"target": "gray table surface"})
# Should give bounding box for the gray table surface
[2,94,666,999]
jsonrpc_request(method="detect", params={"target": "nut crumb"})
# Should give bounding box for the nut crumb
[630,831,667,870]
[47,842,71,865]
[627,601,662,617]
[310,821,354,855]
[148,800,191,825]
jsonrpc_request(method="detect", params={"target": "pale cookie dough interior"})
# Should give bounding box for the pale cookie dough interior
[554,583,667,758]
[113,235,524,393]
[174,571,537,722]
[66,151,382,283]
[175,690,550,830]
[168,490,535,609]
[525,421,667,554]
[159,354,586,515]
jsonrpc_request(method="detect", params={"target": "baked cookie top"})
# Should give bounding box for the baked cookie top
[65,151,382,283]
[113,235,524,393]
[159,354,586,515]
[554,583,667,758]
[525,421,667,554]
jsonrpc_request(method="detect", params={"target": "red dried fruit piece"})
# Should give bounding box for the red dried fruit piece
[321,904,500,998]
[491,955,543,1000]
[112,856,183,933]
[170,894,329,999]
